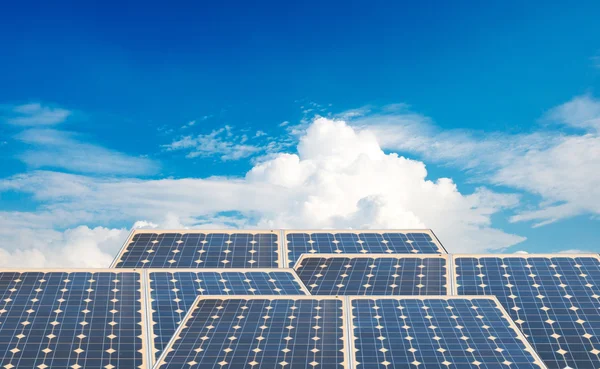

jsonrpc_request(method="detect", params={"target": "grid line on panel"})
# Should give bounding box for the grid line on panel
[154,297,347,369]
[455,255,600,369]
[285,230,444,267]
[0,270,145,369]
[147,270,309,360]
[115,231,280,268]
[350,297,546,369]
[295,255,448,296]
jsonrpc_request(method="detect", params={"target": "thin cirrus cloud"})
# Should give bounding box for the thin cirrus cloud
[2,102,72,126]
[16,128,159,176]
[350,95,600,227]
[2,102,160,176]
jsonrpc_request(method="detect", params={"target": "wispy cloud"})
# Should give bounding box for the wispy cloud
[15,128,159,175]
[2,103,71,126]
[165,125,285,161]
[349,96,600,227]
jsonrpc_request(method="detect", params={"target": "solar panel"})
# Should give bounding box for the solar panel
[147,269,309,360]
[350,296,546,369]
[154,296,347,369]
[454,255,600,369]
[295,254,448,295]
[0,269,147,369]
[284,230,446,267]
[113,230,281,268]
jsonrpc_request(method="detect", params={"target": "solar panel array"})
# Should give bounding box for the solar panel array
[114,231,281,268]
[285,230,446,267]
[148,269,308,358]
[350,297,545,369]
[0,270,145,369]
[154,297,347,369]
[295,255,448,295]
[455,255,600,369]
[1,229,598,369]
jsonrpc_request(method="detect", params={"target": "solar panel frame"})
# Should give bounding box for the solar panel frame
[144,268,310,363]
[347,296,548,369]
[283,229,447,267]
[0,268,150,369]
[294,254,450,296]
[111,229,283,269]
[154,295,350,369]
[452,253,600,369]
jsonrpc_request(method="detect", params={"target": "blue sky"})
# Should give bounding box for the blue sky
[1,1,599,266]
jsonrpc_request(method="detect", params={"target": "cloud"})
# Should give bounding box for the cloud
[543,94,600,131]
[351,96,600,227]
[0,225,129,268]
[0,117,526,266]
[2,103,71,126]
[166,125,263,161]
[15,128,159,175]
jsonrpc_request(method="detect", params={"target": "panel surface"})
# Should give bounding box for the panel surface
[148,270,308,358]
[0,270,145,369]
[295,255,447,295]
[285,230,445,267]
[455,255,600,369]
[114,231,280,268]
[351,297,545,369]
[155,297,347,369]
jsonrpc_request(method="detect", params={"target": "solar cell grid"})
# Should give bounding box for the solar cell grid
[285,230,445,267]
[454,255,600,369]
[0,269,146,369]
[113,230,280,268]
[155,296,347,369]
[295,254,448,296]
[147,269,309,359]
[350,296,546,369]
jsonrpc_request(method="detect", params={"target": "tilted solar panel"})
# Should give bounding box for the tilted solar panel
[0,269,147,369]
[454,255,600,369]
[113,230,281,268]
[350,297,546,369]
[295,254,448,295]
[154,296,347,369]
[147,269,309,360]
[284,230,446,267]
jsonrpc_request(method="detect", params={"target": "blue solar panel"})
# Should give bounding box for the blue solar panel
[455,256,600,369]
[295,255,447,295]
[154,297,346,369]
[148,270,308,359]
[285,231,444,267]
[115,231,280,268]
[0,270,145,369]
[351,297,545,369]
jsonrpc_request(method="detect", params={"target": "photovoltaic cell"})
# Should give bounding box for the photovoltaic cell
[351,297,545,369]
[295,255,447,295]
[114,232,280,268]
[285,231,444,267]
[148,270,308,358]
[455,255,600,369]
[155,297,346,369]
[0,270,145,369]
